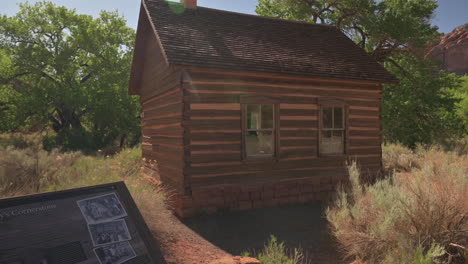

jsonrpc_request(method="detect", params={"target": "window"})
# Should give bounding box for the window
[320,106,345,155]
[242,104,276,159]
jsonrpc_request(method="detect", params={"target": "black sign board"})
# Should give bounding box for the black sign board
[0,182,166,264]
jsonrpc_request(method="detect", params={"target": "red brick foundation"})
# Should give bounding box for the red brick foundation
[171,175,349,218]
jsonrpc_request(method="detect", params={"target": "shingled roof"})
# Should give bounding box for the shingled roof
[143,0,398,83]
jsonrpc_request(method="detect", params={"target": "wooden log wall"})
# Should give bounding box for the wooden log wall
[179,68,384,214]
[137,18,185,193]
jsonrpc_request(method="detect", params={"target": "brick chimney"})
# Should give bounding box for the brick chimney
[180,0,197,8]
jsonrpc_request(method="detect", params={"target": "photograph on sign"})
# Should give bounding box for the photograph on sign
[94,241,137,264]
[88,219,132,247]
[77,193,127,224]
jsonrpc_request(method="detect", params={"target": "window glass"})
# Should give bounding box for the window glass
[247,105,260,129]
[320,105,345,155]
[322,107,333,128]
[334,107,343,129]
[322,131,332,140]
[245,104,275,158]
[320,130,344,154]
[245,131,274,156]
[333,130,343,138]
[261,105,274,129]
[247,104,274,129]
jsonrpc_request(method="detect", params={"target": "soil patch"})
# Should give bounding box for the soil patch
[182,202,343,264]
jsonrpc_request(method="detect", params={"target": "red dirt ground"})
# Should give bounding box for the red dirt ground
[146,203,231,264]
[146,199,343,264]
[141,175,343,264]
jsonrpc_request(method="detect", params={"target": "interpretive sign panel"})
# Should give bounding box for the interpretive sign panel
[0,182,166,264]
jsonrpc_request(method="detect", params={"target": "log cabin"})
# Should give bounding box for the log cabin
[128,0,398,217]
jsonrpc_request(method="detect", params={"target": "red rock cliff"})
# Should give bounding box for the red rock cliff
[426,24,468,75]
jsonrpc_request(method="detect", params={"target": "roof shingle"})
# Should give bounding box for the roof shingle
[144,0,398,83]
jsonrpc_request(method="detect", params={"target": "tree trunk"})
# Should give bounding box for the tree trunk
[119,134,127,149]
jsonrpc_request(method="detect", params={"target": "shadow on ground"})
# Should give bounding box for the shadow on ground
[183,202,343,264]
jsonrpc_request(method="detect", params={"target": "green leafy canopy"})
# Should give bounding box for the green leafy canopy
[0,1,140,151]
[383,55,464,146]
[256,0,440,62]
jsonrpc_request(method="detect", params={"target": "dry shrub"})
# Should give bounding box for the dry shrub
[0,142,81,196]
[327,147,468,264]
[0,135,168,224]
[438,138,468,156]
[0,133,41,149]
[129,180,169,233]
[382,143,420,173]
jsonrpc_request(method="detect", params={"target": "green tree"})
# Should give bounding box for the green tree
[0,49,22,131]
[0,1,140,151]
[256,0,466,146]
[383,55,464,146]
[256,0,439,62]
[453,75,468,130]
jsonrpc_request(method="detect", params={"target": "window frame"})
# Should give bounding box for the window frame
[318,99,348,157]
[240,96,280,161]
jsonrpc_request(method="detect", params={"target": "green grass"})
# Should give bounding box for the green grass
[41,148,143,192]
[242,235,305,264]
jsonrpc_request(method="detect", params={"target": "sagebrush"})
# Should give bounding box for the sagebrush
[327,144,468,264]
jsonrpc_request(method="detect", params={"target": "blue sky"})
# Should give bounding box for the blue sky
[2,0,467,34]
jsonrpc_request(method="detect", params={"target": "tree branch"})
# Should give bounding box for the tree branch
[386,58,413,80]
[40,71,60,84]
[351,24,367,48]
[80,70,95,84]
[0,72,32,85]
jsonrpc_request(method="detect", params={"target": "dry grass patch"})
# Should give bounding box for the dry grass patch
[0,133,168,223]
